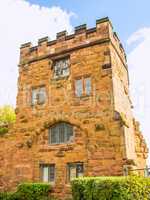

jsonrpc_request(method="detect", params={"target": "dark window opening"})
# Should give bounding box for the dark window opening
[102,63,111,69]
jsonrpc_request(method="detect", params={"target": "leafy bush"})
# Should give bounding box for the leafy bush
[0,192,8,200]
[17,183,51,200]
[0,183,51,200]
[0,105,16,136]
[0,105,16,125]
[71,176,150,200]
[0,127,8,136]
[0,192,17,200]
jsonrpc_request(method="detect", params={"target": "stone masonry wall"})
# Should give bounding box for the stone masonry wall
[0,17,148,199]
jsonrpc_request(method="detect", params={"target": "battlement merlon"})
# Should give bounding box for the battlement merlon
[19,17,127,69]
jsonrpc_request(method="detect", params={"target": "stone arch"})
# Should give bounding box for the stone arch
[25,116,91,151]
[42,116,89,137]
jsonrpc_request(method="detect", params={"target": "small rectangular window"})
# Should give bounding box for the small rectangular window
[74,76,92,97]
[84,77,91,96]
[31,86,46,106]
[53,58,70,78]
[67,163,84,181]
[75,79,83,97]
[40,164,55,183]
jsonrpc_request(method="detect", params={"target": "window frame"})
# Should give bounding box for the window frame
[48,122,74,145]
[74,76,92,97]
[31,86,46,106]
[53,57,70,79]
[40,164,55,183]
[67,162,84,182]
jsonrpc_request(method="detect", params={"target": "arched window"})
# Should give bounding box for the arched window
[49,122,73,144]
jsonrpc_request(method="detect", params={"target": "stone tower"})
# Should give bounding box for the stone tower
[0,17,148,197]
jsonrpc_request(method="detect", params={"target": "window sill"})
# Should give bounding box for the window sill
[75,94,92,100]
[51,75,69,81]
[39,143,74,152]
[48,143,74,148]
[31,103,46,108]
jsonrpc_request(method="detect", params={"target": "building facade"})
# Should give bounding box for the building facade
[0,17,148,198]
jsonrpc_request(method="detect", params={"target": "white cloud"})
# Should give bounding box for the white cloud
[127,27,150,164]
[127,28,150,46]
[0,0,74,106]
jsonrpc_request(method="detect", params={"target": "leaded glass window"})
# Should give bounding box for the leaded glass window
[53,58,70,78]
[49,122,73,144]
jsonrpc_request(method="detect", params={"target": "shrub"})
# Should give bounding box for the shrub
[71,176,150,200]
[0,192,7,200]
[17,183,51,200]
[0,127,8,136]
[0,183,51,200]
[0,192,17,200]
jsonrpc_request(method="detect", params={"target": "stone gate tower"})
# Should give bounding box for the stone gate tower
[0,17,148,197]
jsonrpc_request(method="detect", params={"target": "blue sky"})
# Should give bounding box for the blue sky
[28,0,150,52]
[0,0,150,163]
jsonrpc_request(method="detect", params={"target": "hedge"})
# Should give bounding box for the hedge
[0,183,51,200]
[71,176,150,200]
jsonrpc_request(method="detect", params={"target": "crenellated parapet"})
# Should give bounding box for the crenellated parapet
[0,16,148,196]
[19,17,127,68]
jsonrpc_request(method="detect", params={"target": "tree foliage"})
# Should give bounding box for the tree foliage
[0,105,16,125]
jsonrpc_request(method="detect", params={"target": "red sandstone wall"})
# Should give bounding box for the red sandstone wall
[0,18,148,198]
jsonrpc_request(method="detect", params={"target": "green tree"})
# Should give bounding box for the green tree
[0,105,16,125]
